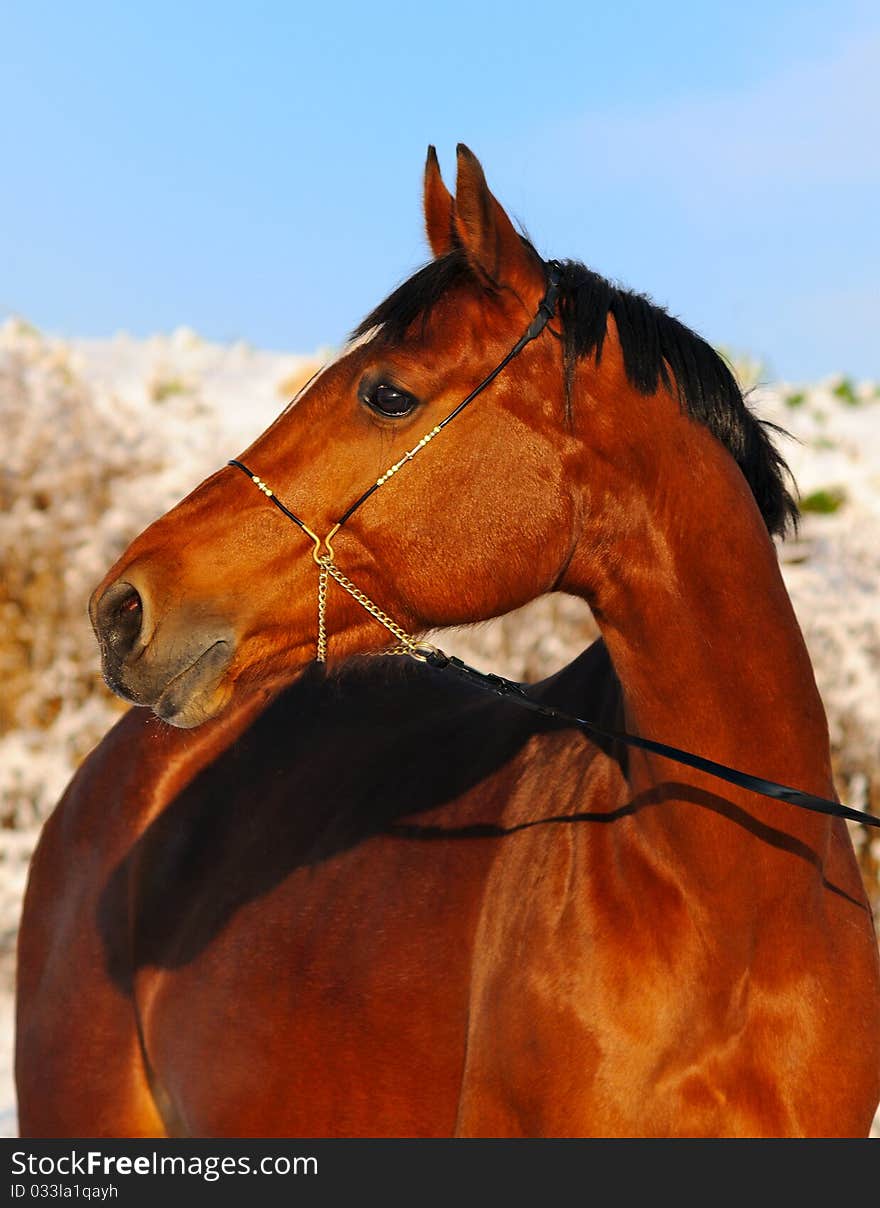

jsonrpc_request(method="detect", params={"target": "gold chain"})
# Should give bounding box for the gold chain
[316,561,329,662]
[315,553,422,659]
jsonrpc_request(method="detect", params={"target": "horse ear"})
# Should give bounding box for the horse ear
[453,143,542,296]
[424,146,457,258]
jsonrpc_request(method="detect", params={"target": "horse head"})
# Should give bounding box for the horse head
[90,145,793,727]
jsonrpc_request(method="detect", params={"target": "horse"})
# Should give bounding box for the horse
[16,145,880,1137]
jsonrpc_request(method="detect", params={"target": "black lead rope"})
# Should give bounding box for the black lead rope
[419,650,880,829]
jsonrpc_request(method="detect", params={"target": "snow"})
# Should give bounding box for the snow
[1,319,878,1136]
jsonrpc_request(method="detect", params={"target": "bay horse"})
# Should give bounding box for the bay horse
[16,146,880,1137]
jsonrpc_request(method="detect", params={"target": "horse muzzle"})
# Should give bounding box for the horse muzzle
[89,576,236,727]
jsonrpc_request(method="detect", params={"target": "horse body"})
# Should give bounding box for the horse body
[16,145,880,1136]
[18,640,879,1137]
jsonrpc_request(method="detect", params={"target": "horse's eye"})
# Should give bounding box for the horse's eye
[363,383,418,418]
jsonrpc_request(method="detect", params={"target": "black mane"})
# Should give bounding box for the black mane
[354,249,798,538]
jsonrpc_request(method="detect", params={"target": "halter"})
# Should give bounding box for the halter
[227,261,880,834]
[229,261,563,663]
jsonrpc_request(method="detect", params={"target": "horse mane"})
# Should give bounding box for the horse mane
[354,249,798,538]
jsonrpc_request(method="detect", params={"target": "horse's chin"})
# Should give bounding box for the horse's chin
[149,641,236,728]
[158,649,328,728]
[152,681,233,729]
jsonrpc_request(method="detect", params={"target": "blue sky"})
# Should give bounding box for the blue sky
[2,0,877,381]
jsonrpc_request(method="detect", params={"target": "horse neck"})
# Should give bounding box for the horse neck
[560,353,834,861]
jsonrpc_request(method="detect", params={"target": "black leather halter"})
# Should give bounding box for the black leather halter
[230,261,563,535]
[228,262,880,835]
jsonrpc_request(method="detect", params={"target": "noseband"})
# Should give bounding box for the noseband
[227,262,880,834]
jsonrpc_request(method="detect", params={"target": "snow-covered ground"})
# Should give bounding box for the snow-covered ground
[1,318,878,1136]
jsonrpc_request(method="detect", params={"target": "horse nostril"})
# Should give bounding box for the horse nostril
[94,580,144,659]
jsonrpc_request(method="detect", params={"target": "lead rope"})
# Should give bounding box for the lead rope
[418,651,880,831]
